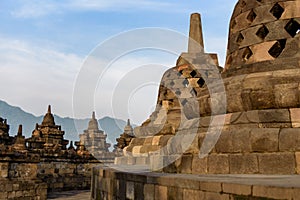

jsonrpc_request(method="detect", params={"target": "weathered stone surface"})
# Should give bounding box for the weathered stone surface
[296,152,300,174]
[223,183,251,196]
[191,155,207,174]
[168,187,183,200]
[253,185,293,200]
[258,153,295,174]
[229,154,258,174]
[208,154,229,174]
[200,182,222,193]
[274,83,299,108]
[290,108,300,128]
[144,184,154,200]
[279,128,300,151]
[155,185,168,200]
[250,128,279,152]
[183,189,203,200]
[179,155,193,174]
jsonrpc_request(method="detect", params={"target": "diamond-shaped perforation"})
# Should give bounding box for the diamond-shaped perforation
[181,99,188,106]
[270,3,284,20]
[197,78,205,88]
[256,25,269,40]
[268,39,286,58]
[236,33,244,44]
[285,19,300,37]
[190,70,197,78]
[242,47,253,61]
[182,79,189,87]
[175,90,181,96]
[247,10,257,23]
[170,81,175,87]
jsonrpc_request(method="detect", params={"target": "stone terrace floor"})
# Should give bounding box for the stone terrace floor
[47,190,90,200]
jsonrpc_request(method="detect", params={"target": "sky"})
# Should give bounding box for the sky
[0,0,237,125]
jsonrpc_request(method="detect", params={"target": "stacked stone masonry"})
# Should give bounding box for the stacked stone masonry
[0,106,116,199]
[92,166,300,200]
[116,0,300,177]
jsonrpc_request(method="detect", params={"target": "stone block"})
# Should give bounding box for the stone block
[258,153,295,174]
[200,182,222,193]
[127,157,136,165]
[183,189,204,200]
[279,128,300,151]
[0,192,7,200]
[253,185,293,199]
[135,157,149,165]
[144,184,154,200]
[167,136,183,154]
[134,182,144,200]
[231,129,252,153]
[250,90,274,110]
[132,146,142,156]
[222,183,251,196]
[290,108,300,128]
[150,155,164,172]
[181,133,199,154]
[208,154,229,174]
[274,83,299,108]
[179,155,193,174]
[295,152,300,174]
[191,155,208,174]
[126,182,134,200]
[114,157,128,165]
[204,192,230,200]
[250,128,279,152]
[154,185,167,200]
[172,177,200,190]
[0,163,8,178]
[215,131,232,153]
[168,187,183,200]
[229,154,258,174]
[258,109,290,123]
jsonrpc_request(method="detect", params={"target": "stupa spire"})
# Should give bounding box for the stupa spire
[188,13,204,53]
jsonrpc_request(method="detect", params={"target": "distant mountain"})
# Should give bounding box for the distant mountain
[0,100,131,147]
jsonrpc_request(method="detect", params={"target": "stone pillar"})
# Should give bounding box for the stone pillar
[188,13,204,53]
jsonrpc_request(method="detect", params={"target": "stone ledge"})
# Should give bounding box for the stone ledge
[91,166,300,200]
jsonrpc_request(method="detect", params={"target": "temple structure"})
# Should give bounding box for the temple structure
[92,0,300,199]
[27,105,69,154]
[78,112,115,162]
[0,106,113,199]
[0,116,12,146]
[114,119,135,157]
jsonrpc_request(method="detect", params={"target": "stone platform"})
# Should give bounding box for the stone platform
[91,165,300,200]
[47,190,90,200]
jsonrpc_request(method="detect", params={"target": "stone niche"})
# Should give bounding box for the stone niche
[115,0,300,175]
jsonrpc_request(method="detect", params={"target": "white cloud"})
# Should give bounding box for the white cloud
[0,37,83,117]
[0,36,175,124]
[10,0,181,18]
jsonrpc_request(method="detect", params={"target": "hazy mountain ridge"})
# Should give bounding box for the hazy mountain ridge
[0,100,129,146]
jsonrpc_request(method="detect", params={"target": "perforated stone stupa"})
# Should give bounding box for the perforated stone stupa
[116,0,300,175]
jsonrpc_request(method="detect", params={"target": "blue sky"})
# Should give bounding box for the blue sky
[0,0,237,124]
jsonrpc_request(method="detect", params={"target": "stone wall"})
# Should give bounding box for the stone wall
[91,166,300,200]
[0,179,47,200]
[0,160,47,200]
[0,157,101,199]
[37,160,100,192]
